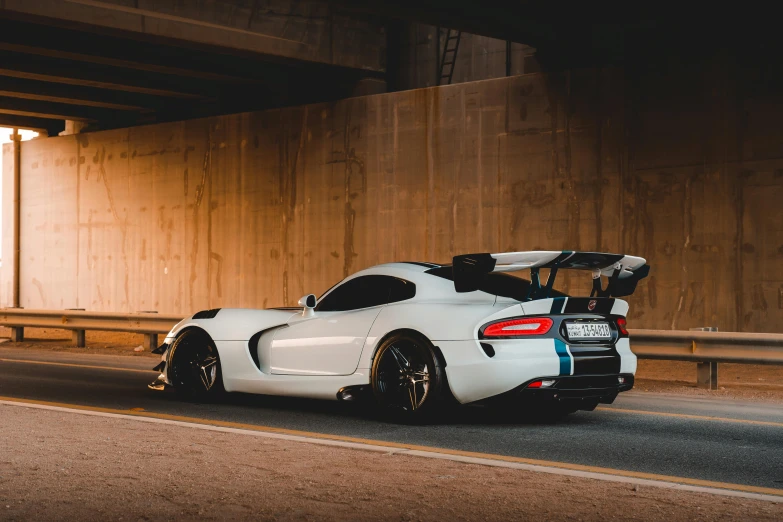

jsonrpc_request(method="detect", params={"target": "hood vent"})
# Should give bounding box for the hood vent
[193,308,221,319]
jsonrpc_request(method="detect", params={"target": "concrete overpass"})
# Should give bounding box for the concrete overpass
[0,0,781,333]
[0,0,386,135]
[2,1,777,136]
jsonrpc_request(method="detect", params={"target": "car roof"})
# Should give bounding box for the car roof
[335,262,494,303]
[368,262,443,273]
[344,261,567,304]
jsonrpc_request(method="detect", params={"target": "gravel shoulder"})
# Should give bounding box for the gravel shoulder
[634,360,783,402]
[1,403,781,521]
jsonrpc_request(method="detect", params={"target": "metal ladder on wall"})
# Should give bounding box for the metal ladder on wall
[437,28,462,85]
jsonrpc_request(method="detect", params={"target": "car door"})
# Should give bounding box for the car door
[269,275,399,376]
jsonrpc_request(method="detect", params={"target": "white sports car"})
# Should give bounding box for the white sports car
[150,251,650,419]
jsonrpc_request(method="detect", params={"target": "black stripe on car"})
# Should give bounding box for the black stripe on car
[402,261,441,268]
[563,252,625,269]
[568,344,622,374]
[550,296,567,313]
[540,251,575,268]
[564,297,615,314]
[556,312,621,375]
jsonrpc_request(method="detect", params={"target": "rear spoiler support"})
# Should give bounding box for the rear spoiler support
[590,263,650,298]
[525,266,561,300]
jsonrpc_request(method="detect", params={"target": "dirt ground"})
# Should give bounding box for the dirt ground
[634,360,783,402]
[0,404,780,522]
[2,327,782,402]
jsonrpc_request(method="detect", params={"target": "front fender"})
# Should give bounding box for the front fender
[158,308,300,388]
[164,308,300,342]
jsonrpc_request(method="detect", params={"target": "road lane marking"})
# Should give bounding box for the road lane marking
[0,358,155,374]
[597,406,783,428]
[0,396,782,502]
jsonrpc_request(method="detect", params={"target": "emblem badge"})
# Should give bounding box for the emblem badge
[588,299,597,311]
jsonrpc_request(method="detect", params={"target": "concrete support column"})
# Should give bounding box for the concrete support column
[3,131,24,344]
[11,128,20,308]
[58,120,88,136]
[1,129,21,310]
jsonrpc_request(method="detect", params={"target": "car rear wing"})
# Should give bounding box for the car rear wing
[452,251,650,299]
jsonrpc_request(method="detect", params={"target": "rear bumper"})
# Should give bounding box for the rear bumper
[480,374,634,408]
[518,373,633,399]
[439,338,637,404]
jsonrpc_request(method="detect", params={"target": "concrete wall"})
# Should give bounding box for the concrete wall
[4,58,783,332]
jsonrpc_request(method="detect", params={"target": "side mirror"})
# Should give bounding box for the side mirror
[298,294,317,317]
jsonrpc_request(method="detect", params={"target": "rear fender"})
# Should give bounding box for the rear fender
[475,303,525,334]
[358,302,501,370]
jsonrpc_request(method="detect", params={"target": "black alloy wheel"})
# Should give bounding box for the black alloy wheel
[371,333,445,418]
[168,329,223,398]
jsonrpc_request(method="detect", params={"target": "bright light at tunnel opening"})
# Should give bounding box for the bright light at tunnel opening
[0,128,40,144]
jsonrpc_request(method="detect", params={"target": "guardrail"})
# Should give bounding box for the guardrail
[0,308,183,350]
[629,329,783,365]
[629,328,783,390]
[1,309,781,390]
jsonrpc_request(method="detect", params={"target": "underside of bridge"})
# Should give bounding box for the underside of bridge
[0,0,388,135]
[1,1,778,136]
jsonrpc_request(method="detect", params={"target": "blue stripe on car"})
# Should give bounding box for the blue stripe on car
[554,339,572,376]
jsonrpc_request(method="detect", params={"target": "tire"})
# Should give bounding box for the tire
[371,332,446,420]
[167,329,224,400]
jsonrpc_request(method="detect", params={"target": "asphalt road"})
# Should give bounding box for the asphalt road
[1,346,782,492]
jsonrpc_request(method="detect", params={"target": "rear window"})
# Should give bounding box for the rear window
[426,266,568,301]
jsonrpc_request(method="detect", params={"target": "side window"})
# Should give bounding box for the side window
[388,277,416,304]
[316,275,416,312]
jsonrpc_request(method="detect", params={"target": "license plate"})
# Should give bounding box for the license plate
[566,322,611,339]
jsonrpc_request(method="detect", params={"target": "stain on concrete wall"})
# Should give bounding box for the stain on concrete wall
[7,63,783,331]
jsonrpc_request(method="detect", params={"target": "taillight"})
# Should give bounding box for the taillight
[481,317,553,338]
[527,379,556,389]
[616,317,628,336]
